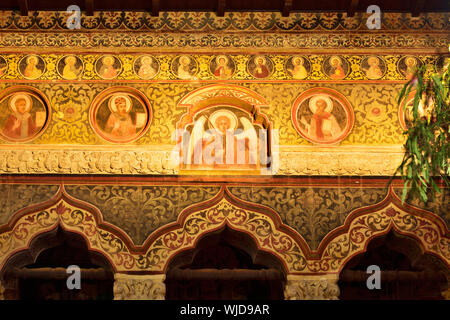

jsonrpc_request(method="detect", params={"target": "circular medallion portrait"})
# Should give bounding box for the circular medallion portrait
[95,55,122,80]
[171,55,198,80]
[247,55,274,79]
[134,55,160,80]
[398,90,422,131]
[210,55,235,80]
[322,56,350,80]
[360,56,386,80]
[0,56,7,78]
[291,88,354,145]
[0,87,51,142]
[57,55,84,80]
[397,56,423,80]
[435,55,450,73]
[89,88,151,143]
[285,56,311,80]
[18,55,46,80]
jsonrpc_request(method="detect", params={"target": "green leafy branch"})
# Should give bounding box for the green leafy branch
[390,59,449,203]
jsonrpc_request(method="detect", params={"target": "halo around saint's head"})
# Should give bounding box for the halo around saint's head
[209,109,238,133]
[9,93,32,113]
[108,94,132,113]
[330,56,342,66]
[309,95,333,114]
[216,55,229,65]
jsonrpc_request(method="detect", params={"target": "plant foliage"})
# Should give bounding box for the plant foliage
[392,58,449,203]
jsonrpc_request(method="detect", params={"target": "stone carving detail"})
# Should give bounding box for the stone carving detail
[278,150,404,176]
[0,149,178,174]
[284,275,340,300]
[0,148,405,176]
[113,274,165,300]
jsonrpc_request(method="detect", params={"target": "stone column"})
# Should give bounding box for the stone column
[284,274,340,300]
[113,273,166,300]
[0,278,20,300]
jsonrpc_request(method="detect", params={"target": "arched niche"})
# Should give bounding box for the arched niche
[338,230,449,300]
[165,225,286,300]
[0,225,114,300]
[175,84,274,174]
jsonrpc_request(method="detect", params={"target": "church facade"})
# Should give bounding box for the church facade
[0,9,448,300]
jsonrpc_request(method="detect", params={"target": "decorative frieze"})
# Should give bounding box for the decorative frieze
[113,274,166,300]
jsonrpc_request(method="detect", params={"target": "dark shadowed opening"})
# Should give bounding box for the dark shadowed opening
[1,226,114,300]
[338,230,449,300]
[165,226,286,300]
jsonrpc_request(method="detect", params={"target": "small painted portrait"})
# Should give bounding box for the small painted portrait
[210,55,235,80]
[57,55,83,80]
[323,56,349,80]
[90,89,151,143]
[285,56,310,80]
[0,56,7,77]
[171,55,198,80]
[398,56,422,80]
[292,88,354,145]
[134,55,159,80]
[361,56,386,80]
[435,55,450,73]
[0,91,49,142]
[95,55,122,80]
[18,55,46,80]
[248,55,273,79]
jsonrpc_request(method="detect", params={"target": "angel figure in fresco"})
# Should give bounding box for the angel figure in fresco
[99,56,119,79]
[328,56,346,80]
[404,56,418,80]
[287,56,308,80]
[363,56,383,80]
[177,55,196,80]
[23,55,43,79]
[186,109,258,166]
[213,55,233,79]
[2,93,40,140]
[300,95,342,142]
[252,56,270,79]
[62,55,82,80]
[104,94,137,139]
[137,56,157,79]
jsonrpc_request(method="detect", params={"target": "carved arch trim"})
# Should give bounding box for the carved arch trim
[311,188,450,274]
[176,84,271,130]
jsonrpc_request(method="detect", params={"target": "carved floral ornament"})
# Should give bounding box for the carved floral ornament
[0,187,447,275]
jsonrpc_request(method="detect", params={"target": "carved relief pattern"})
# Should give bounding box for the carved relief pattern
[0,149,178,174]
[227,186,387,250]
[64,185,221,244]
[284,275,340,300]
[113,274,165,300]
[0,184,60,224]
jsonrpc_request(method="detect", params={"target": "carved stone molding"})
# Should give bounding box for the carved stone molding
[284,275,340,300]
[278,150,404,176]
[113,274,166,300]
[0,149,178,175]
[0,147,405,176]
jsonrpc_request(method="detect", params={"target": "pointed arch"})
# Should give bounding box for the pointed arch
[312,188,450,274]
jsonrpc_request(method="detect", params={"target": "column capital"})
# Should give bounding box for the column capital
[284,274,340,300]
[114,273,166,300]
